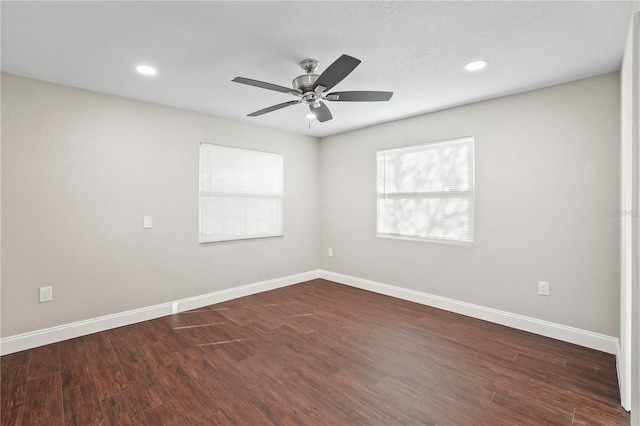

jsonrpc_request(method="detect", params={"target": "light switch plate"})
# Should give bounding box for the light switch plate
[143,216,152,229]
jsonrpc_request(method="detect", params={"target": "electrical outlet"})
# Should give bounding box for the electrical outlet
[328,248,333,257]
[39,286,53,303]
[538,281,550,296]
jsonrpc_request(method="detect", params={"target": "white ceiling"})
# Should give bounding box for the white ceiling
[1,1,633,138]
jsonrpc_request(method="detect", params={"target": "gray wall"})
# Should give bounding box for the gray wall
[1,73,320,337]
[320,73,620,336]
[1,72,622,341]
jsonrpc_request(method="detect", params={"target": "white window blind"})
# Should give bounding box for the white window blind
[377,137,475,245]
[199,143,283,243]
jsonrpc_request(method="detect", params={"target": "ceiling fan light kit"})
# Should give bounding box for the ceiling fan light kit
[232,54,393,123]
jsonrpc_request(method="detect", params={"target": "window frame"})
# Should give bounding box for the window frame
[199,143,284,244]
[376,136,475,246]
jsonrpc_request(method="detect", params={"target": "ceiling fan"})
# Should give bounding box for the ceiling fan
[232,54,393,123]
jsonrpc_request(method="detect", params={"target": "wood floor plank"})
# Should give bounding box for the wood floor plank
[127,381,173,412]
[0,279,629,425]
[489,387,575,424]
[0,363,28,426]
[164,308,227,329]
[109,337,157,386]
[151,362,218,424]
[62,383,104,425]
[143,400,190,426]
[192,410,237,425]
[26,344,59,381]
[59,337,94,389]
[101,388,147,426]
[22,373,63,426]
[328,368,425,425]
[89,358,129,401]
[109,337,173,410]
[138,340,176,372]
[1,350,30,373]
[115,320,159,347]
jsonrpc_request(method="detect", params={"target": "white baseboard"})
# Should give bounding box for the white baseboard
[1,269,618,357]
[616,340,631,411]
[320,270,619,355]
[0,270,321,356]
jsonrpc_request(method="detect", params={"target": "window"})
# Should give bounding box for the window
[376,137,475,245]
[199,143,283,243]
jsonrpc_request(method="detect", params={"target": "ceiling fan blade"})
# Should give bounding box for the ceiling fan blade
[313,54,361,92]
[247,100,301,117]
[232,77,301,96]
[326,91,393,102]
[309,101,333,122]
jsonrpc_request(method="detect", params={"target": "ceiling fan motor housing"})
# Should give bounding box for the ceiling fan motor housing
[293,59,323,105]
[293,74,322,105]
[292,73,318,93]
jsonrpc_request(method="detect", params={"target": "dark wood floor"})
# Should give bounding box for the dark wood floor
[1,279,629,425]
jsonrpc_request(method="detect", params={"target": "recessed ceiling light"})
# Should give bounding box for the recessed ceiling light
[136,65,157,76]
[305,113,316,119]
[464,60,488,72]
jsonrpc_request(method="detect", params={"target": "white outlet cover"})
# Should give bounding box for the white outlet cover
[143,216,152,229]
[538,281,550,296]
